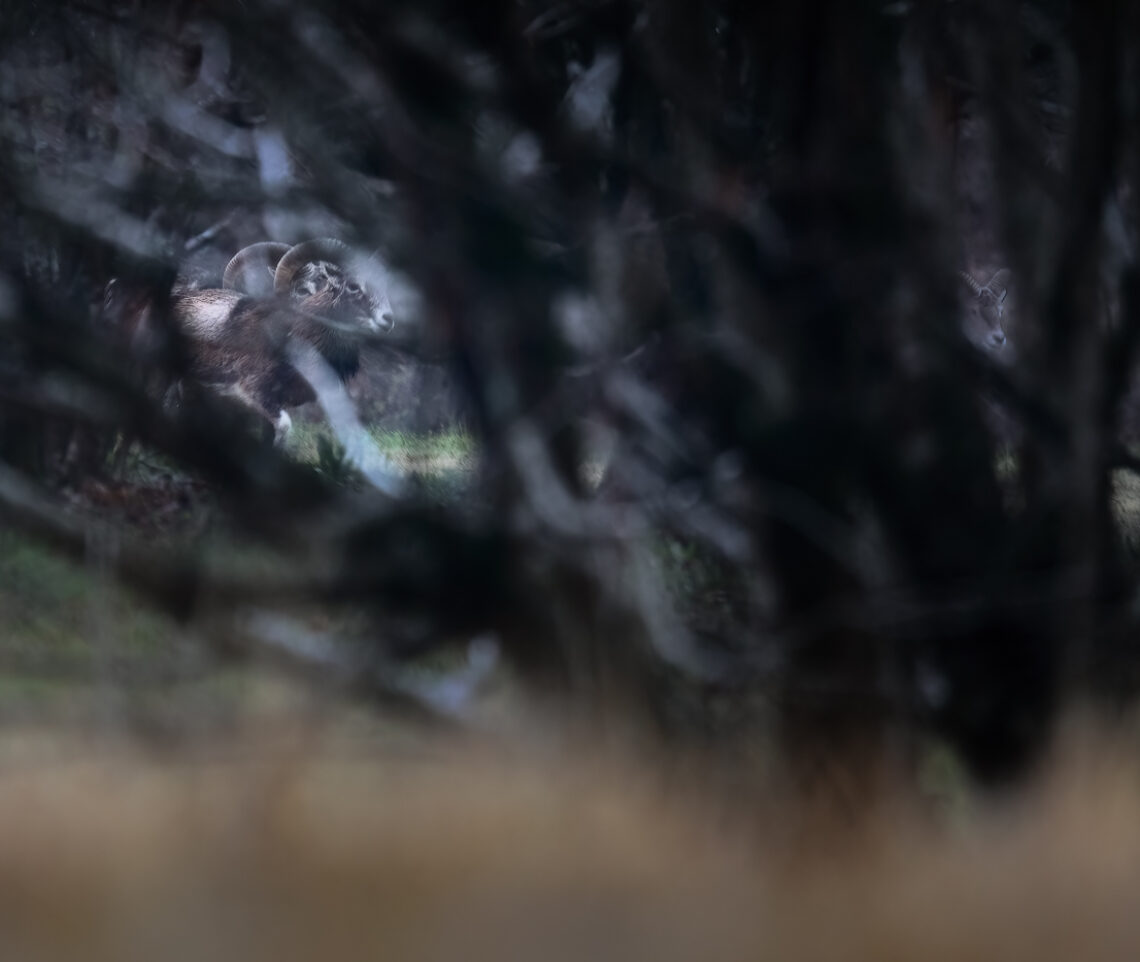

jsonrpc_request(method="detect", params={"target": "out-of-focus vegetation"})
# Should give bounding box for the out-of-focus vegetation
[284,423,476,484]
[2,723,1140,961]
[10,2,1140,957]
[2,0,1140,810]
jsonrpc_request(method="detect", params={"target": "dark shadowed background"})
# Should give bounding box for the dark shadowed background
[0,0,1138,797]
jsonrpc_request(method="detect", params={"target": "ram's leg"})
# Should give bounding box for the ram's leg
[273,410,293,446]
[204,383,279,446]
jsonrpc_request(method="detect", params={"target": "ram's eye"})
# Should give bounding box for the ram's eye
[347,281,361,294]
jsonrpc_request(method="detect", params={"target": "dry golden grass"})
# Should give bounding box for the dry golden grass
[0,722,1138,961]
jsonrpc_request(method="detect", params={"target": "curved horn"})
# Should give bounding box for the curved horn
[958,270,984,295]
[273,238,351,295]
[223,242,290,296]
[984,268,1011,301]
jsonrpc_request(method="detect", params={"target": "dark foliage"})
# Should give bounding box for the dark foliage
[1,0,1138,790]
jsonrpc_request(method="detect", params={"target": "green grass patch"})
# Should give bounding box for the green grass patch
[0,526,236,720]
[0,527,367,728]
[283,422,478,501]
[285,422,475,472]
[0,528,188,660]
[370,428,476,464]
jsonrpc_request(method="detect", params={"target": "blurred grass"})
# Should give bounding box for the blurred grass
[0,524,448,740]
[0,528,175,657]
[0,526,229,723]
[284,422,475,471]
[10,434,1105,808]
[0,424,483,729]
[284,421,477,499]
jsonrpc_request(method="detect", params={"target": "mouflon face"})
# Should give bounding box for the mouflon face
[288,259,395,335]
[960,269,1011,354]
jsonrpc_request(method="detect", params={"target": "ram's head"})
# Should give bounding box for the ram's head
[223,238,397,335]
[960,268,1011,354]
[273,239,396,335]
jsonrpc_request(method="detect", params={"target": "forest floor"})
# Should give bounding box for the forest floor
[0,425,506,744]
[5,432,1140,757]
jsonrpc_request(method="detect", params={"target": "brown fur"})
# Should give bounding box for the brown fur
[179,296,314,414]
[172,273,373,438]
[172,288,245,341]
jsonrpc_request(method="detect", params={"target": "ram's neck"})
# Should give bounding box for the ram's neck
[292,313,360,382]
